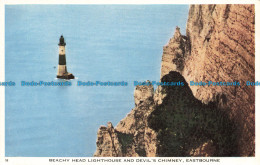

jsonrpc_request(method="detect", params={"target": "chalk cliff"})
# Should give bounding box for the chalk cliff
[94,4,255,157]
[94,83,157,157]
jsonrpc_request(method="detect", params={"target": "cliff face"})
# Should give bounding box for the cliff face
[94,4,255,157]
[94,83,157,157]
[184,5,255,156]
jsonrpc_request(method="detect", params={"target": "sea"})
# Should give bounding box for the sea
[5,5,189,157]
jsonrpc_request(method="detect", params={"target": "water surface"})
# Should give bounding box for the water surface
[5,5,189,157]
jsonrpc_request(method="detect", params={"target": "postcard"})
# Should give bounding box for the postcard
[0,0,259,165]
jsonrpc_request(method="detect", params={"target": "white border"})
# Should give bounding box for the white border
[1,0,259,165]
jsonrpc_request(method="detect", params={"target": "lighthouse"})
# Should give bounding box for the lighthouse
[57,35,75,79]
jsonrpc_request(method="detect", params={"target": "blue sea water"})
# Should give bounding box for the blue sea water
[5,5,189,157]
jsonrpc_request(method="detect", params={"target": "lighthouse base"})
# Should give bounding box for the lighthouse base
[57,73,75,80]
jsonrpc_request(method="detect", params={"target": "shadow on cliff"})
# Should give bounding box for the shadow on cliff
[148,71,238,156]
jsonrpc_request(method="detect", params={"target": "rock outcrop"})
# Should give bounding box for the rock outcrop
[94,83,157,157]
[161,27,187,77]
[94,4,255,157]
[94,122,123,157]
